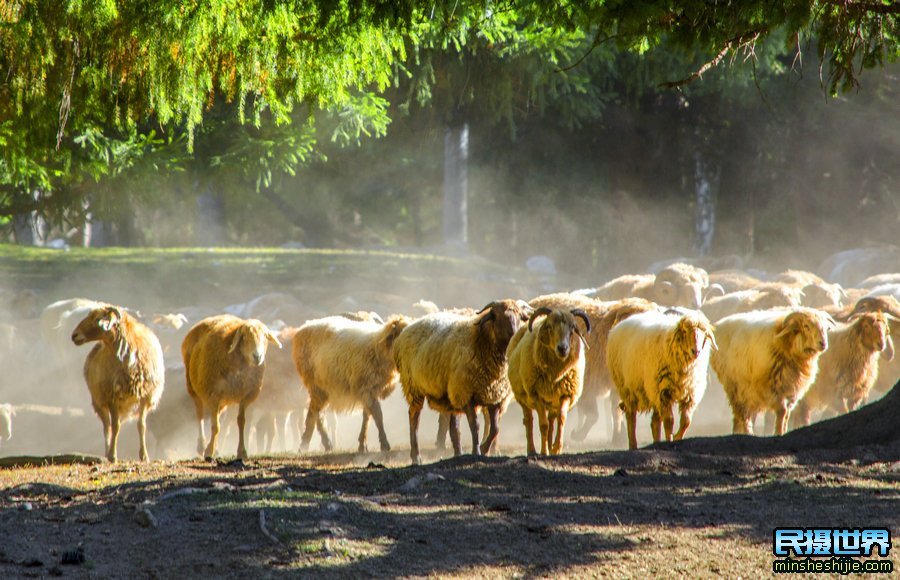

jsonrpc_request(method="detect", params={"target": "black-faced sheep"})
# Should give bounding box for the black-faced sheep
[71,305,165,462]
[711,308,833,436]
[292,315,409,453]
[529,294,657,444]
[591,263,709,309]
[393,300,531,464]
[507,308,591,455]
[181,314,282,460]
[607,309,716,450]
[791,312,893,427]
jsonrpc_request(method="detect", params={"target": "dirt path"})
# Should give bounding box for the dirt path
[1,442,898,579]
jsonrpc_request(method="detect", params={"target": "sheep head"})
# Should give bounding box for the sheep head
[228,319,282,366]
[757,285,804,310]
[851,312,894,361]
[654,263,709,309]
[528,308,591,360]
[671,316,717,364]
[72,306,125,345]
[475,299,530,351]
[775,310,832,359]
[152,312,189,330]
[847,295,900,321]
[801,283,845,309]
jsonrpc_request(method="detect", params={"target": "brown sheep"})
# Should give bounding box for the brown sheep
[181,315,282,460]
[71,305,165,462]
[791,312,894,427]
[529,294,656,444]
[292,315,410,453]
[507,308,591,455]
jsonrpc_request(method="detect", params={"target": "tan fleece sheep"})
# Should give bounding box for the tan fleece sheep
[607,309,716,450]
[529,294,657,443]
[72,305,165,462]
[592,263,709,309]
[708,270,765,293]
[701,286,802,323]
[292,314,410,453]
[507,308,591,455]
[393,300,531,464]
[791,312,893,427]
[711,308,832,436]
[182,314,282,460]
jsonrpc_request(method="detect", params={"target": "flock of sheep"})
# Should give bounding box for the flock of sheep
[3,255,900,464]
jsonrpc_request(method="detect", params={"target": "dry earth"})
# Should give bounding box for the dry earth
[1,441,898,579]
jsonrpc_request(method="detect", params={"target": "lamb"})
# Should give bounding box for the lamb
[181,314,282,460]
[591,263,709,309]
[292,314,410,453]
[701,286,803,323]
[711,308,832,436]
[507,308,591,455]
[393,299,531,464]
[71,305,166,462]
[607,309,716,450]
[0,404,12,448]
[790,312,893,427]
[529,293,656,443]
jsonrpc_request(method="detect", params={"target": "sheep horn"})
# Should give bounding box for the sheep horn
[570,309,592,334]
[475,303,494,316]
[528,307,553,332]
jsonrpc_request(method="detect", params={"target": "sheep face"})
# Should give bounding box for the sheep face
[229,319,282,366]
[855,313,894,361]
[475,300,531,351]
[673,317,717,360]
[776,311,830,358]
[529,308,591,360]
[654,264,709,309]
[72,306,124,345]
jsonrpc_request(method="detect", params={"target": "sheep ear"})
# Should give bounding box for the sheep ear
[703,330,718,351]
[266,330,283,349]
[883,335,894,362]
[228,329,243,354]
[99,307,122,331]
[775,316,797,339]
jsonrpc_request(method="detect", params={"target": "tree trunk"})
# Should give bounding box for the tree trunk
[442,123,469,252]
[12,190,48,246]
[195,183,226,246]
[693,152,720,257]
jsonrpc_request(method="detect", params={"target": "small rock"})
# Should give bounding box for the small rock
[20,502,33,511]
[60,548,85,566]
[135,507,158,529]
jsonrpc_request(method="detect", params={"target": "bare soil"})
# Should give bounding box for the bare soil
[1,441,898,579]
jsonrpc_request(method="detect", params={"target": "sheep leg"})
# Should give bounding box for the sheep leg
[789,400,811,430]
[435,413,450,450]
[571,395,597,442]
[732,412,752,435]
[108,406,121,463]
[408,399,423,465]
[650,410,662,443]
[137,405,149,462]
[96,406,112,458]
[204,404,222,459]
[521,404,537,456]
[536,404,550,456]
[449,413,463,457]
[551,398,571,455]
[236,402,249,460]
[464,402,481,456]
[673,403,691,441]
[314,412,333,452]
[625,407,638,451]
[301,399,332,452]
[773,405,789,436]
[358,408,371,453]
[662,409,675,442]
[480,404,501,456]
[610,391,626,446]
[191,396,206,456]
[367,400,391,453]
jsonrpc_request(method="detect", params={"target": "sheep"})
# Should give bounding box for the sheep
[591,263,709,309]
[0,404,12,447]
[529,293,657,443]
[711,308,833,436]
[181,314,282,460]
[774,269,827,287]
[708,270,765,293]
[701,286,803,323]
[840,295,900,397]
[393,299,531,464]
[790,312,894,428]
[292,314,410,453]
[606,309,716,450]
[507,308,591,455]
[71,305,166,462]
[858,273,900,289]
[248,327,305,454]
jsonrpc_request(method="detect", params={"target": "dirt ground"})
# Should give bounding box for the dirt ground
[0,440,898,579]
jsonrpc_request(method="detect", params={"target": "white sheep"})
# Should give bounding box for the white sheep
[71,305,166,462]
[607,309,716,450]
[507,307,591,455]
[393,300,531,464]
[590,262,709,309]
[292,314,410,453]
[182,314,282,460]
[701,286,802,323]
[41,298,108,358]
[791,312,893,427]
[711,308,833,436]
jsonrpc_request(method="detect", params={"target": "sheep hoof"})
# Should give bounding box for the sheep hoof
[411,455,421,466]
[379,442,391,453]
[357,444,368,454]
